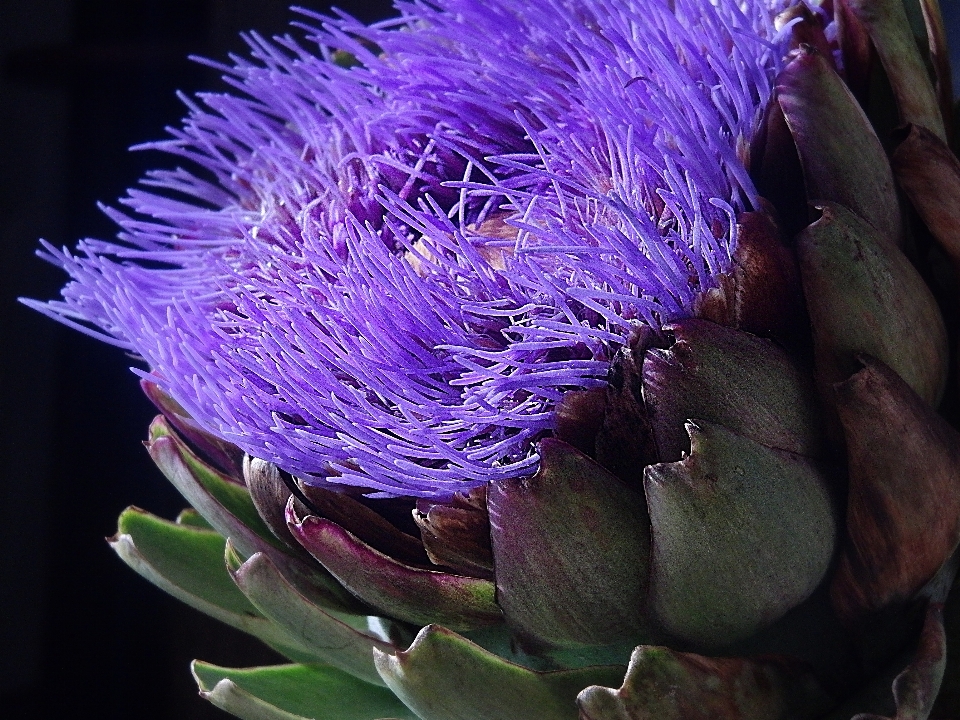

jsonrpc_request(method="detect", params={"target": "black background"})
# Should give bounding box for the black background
[3,2,960,719]
[1,2,391,718]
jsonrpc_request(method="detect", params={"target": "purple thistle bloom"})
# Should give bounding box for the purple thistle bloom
[28,0,796,497]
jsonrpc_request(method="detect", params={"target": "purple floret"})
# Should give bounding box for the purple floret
[28,0,794,496]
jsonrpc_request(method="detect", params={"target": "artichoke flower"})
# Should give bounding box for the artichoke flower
[24,0,960,717]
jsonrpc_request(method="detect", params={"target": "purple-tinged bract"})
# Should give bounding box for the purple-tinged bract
[28,0,793,496]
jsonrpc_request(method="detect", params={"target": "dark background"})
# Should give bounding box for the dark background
[0,2,392,718]
[2,2,960,719]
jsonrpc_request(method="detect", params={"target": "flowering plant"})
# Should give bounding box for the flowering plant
[26,0,960,718]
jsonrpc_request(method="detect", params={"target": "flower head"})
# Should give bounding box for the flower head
[30,0,792,496]
[32,0,960,717]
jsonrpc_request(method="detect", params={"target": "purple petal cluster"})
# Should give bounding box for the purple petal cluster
[29,0,794,496]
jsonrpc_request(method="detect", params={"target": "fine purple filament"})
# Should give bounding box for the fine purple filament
[27,0,796,497]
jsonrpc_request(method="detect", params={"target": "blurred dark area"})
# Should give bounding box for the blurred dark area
[0,1,392,718]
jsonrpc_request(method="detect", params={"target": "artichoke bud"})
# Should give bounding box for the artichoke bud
[797,201,949,422]
[36,0,960,716]
[830,356,960,624]
[645,421,837,649]
[488,438,652,650]
[413,487,495,579]
[642,318,824,463]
